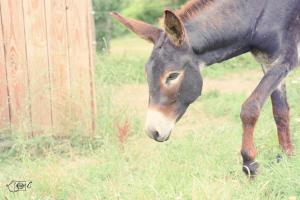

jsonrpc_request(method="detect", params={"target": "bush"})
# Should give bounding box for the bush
[93,0,188,52]
[93,0,123,52]
[122,0,168,24]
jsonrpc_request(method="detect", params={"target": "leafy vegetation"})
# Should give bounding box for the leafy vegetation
[93,0,187,52]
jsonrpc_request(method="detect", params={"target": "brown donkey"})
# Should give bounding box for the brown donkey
[111,0,300,176]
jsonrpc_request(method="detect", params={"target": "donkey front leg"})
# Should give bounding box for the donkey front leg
[271,83,293,156]
[240,61,294,177]
[240,98,260,177]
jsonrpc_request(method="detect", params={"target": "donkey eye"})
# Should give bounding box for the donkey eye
[166,72,180,84]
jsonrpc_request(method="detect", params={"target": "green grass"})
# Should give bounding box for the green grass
[1,36,300,199]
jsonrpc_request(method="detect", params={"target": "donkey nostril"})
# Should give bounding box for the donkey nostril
[153,131,160,140]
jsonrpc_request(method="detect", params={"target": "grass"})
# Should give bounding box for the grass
[0,35,300,199]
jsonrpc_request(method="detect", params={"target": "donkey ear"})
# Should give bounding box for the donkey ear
[110,12,162,44]
[164,9,186,47]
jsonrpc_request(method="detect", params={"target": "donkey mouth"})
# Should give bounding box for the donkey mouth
[153,130,171,142]
[145,109,175,142]
[146,129,172,142]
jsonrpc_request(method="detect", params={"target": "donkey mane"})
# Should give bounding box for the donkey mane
[175,0,215,22]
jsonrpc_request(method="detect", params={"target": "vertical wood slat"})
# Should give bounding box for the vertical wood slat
[45,0,71,136]
[87,0,96,133]
[0,0,31,132]
[66,0,93,134]
[0,7,10,130]
[0,0,96,135]
[23,0,52,134]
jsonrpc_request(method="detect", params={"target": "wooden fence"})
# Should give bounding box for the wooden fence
[0,0,96,136]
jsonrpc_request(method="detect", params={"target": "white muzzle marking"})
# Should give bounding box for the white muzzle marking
[145,109,175,141]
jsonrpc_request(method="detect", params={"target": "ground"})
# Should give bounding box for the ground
[0,36,300,199]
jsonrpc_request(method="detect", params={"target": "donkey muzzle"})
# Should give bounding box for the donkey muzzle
[145,109,175,142]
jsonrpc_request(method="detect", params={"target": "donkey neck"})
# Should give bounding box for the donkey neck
[184,0,261,65]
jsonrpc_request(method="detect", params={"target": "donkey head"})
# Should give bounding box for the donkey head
[111,10,203,142]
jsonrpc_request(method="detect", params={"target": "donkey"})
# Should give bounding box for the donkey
[111,0,300,176]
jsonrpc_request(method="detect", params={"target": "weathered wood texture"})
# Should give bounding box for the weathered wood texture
[0,0,96,135]
[45,0,71,135]
[1,0,31,132]
[0,9,10,129]
[66,0,94,135]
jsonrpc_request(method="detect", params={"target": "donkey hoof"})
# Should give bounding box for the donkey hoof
[276,154,283,163]
[242,161,259,178]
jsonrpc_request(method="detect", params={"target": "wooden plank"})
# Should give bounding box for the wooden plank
[0,0,31,132]
[87,0,96,134]
[23,0,52,134]
[0,6,10,130]
[66,0,93,134]
[45,0,71,136]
